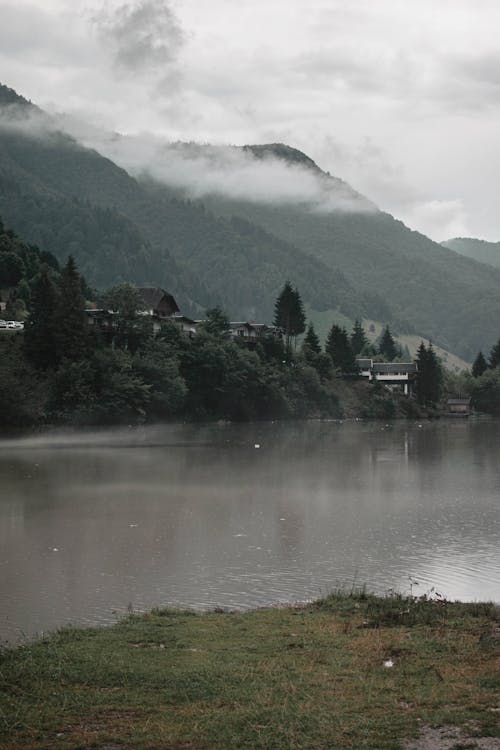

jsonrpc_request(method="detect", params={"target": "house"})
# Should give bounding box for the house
[229,322,259,342]
[137,287,179,319]
[228,322,282,345]
[447,398,471,416]
[171,313,197,336]
[355,359,418,396]
[356,358,372,378]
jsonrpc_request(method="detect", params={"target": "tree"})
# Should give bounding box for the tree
[54,256,88,362]
[325,324,358,374]
[303,322,321,354]
[350,319,368,356]
[301,323,331,380]
[273,281,306,353]
[0,251,25,287]
[416,342,443,405]
[103,283,152,353]
[378,325,398,360]
[488,338,500,369]
[23,267,59,369]
[472,351,488,378]
[469,367,500,415]
[201,306,231,337]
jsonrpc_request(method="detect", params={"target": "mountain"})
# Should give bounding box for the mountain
[1,83,500,360]
[442,237,500,271]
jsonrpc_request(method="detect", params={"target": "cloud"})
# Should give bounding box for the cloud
[74,131,377,212]
[92,0,185,75]
[397,199,470,243]
[0,97,375,214]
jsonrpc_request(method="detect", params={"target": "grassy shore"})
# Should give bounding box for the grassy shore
[1,592,498,750]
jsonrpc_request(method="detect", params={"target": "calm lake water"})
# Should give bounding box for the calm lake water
[0,419,499,642]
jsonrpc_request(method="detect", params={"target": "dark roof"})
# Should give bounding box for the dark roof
[137,287,179,313]
[447,398,471,405]
[373,362,418,374]
[356,358,372,368]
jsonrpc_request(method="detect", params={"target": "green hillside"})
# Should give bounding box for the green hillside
[0,87,354,321]
[2,83,500,359]
[199,169,500,360]
[443,237,500,270]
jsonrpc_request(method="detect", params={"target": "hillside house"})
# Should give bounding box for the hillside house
[137,287,179,319]
[228,321,282,344]
[171,313,197,336]
[356,359,418,396]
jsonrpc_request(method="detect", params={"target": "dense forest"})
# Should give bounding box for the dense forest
[2,219,499,429]
[442,237,500,271]
[2,83,500,361]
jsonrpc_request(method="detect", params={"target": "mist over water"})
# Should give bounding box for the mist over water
[1,419,498,642]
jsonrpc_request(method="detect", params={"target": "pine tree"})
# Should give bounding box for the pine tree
[378,325,398,360]
[54,256,88,362]
[416,342,443,405]
[325,324,358,374]
[303,322,321,354]
[472,351,488,378]
[24,268,59,369]
[488,338,500,369]
[350,319,368,356]
[273,281,306,353]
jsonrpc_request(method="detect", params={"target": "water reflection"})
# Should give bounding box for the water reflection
[0,420,499,641]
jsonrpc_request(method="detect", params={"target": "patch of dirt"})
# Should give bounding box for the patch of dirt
[402,725,499,750]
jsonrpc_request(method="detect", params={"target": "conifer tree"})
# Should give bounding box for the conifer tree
[325,324,358,373]
[472,351,488,378]
[54,256,88,362]
[378,325,398,360]
[488,338,500,369]
[24,267,59,369]
[273,281,306,353]
[416,342,443,405]
[350,319,368,356]
[303,322,321,354]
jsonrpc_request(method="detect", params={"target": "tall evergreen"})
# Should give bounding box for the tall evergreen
[273,281,306,353]
[378,325,398,360]
[303,322,321,354]
[24,267,59,369]
[325,324,358,373]
[54,256,88,362]
[416,342,443,405]
[488,338,500,369]
[350,319,368,356]
[472,351,488,378]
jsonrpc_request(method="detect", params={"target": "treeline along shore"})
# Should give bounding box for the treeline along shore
[1,217,500,429]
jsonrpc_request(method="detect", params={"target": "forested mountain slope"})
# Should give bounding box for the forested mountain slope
[0,87,353,321]
[2,83,500,359]
[443,237,500,271]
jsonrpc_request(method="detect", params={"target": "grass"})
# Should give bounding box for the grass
[0,592,498,749]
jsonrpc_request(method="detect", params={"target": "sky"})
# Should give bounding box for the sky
[1,0,500,241]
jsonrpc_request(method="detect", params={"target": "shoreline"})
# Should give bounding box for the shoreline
[1,591,498,749]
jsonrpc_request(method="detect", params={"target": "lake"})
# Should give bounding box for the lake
[0,419,498,642]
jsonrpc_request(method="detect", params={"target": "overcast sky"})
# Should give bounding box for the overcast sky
[1,0,500,241]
